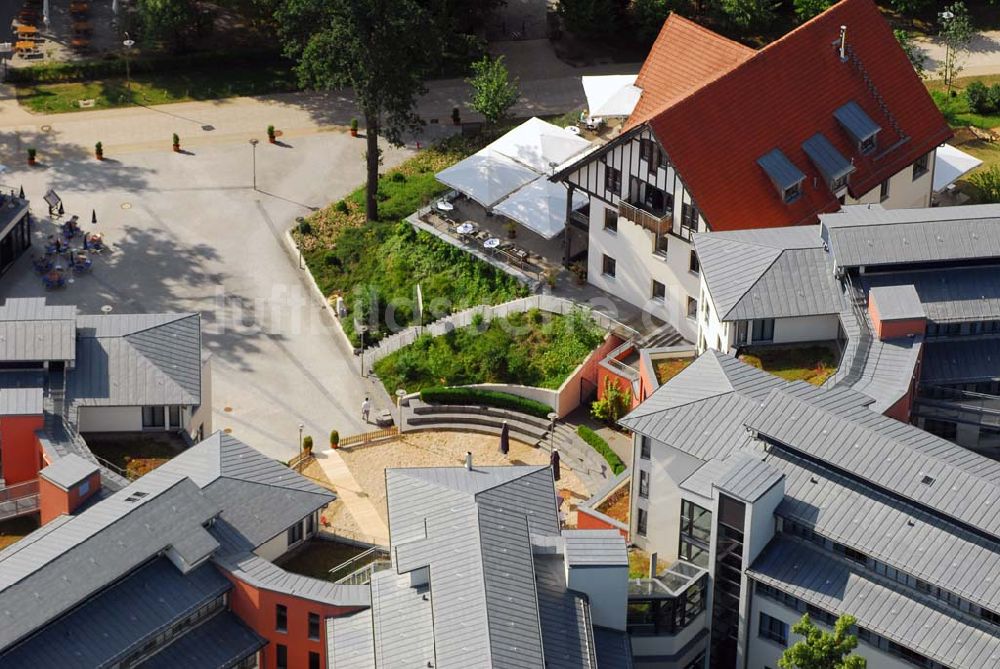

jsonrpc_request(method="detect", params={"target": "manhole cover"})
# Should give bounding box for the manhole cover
[101,304,113,313]
[224,427,233,434]
[120,202,132,210]
[201,125,215,132]
[39,124,51,132]
[224,406,233,413]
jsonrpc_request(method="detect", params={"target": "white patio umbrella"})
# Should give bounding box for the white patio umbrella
[435,149,538,209]
[582,74,641,118]
[934,143,983,192]
[488,117,591,174]
[493,177,589,240]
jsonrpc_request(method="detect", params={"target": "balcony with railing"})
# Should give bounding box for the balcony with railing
[0,479,40,521]
[618,201,672,236]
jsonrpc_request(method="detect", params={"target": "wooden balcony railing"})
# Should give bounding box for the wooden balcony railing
[0,479,40,521]
[618,201,672,235]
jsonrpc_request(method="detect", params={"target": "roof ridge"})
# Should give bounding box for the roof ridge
[720,252,784,321]
[472,505,495,668]
[120,312,198,337]
[471,464,551,497]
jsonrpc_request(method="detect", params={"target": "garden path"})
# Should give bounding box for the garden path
[313,447,391,547]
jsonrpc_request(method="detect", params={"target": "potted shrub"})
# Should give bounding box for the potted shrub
[330,429,340,450]
[267,125,276,143]
[27,147,36,166]
[570,261,587,285]
[303,435,313,455]
[94,141,103,160]
[172,133,180,152]
[505,220,517,239]
[350,118,359,137]
[451,106,461,125]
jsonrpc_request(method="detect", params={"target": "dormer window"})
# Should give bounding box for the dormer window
[834,101,881,155]
[757,149,805,205]
[802,133,855,193]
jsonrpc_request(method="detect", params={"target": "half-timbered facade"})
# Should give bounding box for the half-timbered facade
[554,0,951,341]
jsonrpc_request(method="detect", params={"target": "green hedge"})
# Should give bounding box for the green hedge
[7,48,285,84]
[577,425,626,475]
[419,387,552,418]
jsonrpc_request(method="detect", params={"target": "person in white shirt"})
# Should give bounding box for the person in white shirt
[361,397,371,423]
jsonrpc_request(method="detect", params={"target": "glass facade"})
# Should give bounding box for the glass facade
[710,495,745,669]
[627,562,708,637]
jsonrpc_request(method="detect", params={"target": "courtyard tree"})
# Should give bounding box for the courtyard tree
[278,0,438,222]
[895,29,927,79]
[779,614,867,669]
[793,0,831,22]
[468,55,520,126]
[939,1,975,94]
[719,0,775,32]
[137,0,196,51]
[558,0,626,39]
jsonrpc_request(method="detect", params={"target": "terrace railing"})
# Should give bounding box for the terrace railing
[618,201,672,236]
[0,479,40,521]
[329,545,392,585]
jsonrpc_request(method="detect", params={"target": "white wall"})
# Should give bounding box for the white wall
[846,150,935,210]
[188,353,213,441]
[77,406,142,432]
[698,278,728,353]
[566,565,628,630]
[631,436,705,560]
[771,315,841,346]
[253,513,317,561]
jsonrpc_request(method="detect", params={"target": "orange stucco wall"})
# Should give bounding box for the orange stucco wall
[883,343,925,424]
[578,508,630,540]
[224,570,365,669]
[39,470,101,524]
[0,415,44,484]
[869,299,926,341]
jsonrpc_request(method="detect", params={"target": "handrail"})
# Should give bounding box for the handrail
[0,479,39,503]
[329,545,391,583]
[618,201,672,236]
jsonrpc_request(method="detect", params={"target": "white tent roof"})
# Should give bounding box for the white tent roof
[494,177,588,240]
[582,74,641,117]
[934,143,983,192]
[487,117,592,174]
[435,148,539,208]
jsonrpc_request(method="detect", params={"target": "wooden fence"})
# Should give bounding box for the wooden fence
[339,426,399,448]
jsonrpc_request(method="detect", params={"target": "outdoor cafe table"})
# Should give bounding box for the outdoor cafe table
[435,200,454,212]
[14,40,34,53]
[483,238,501,250]
[16,25,37,35]
[456,222,475,235]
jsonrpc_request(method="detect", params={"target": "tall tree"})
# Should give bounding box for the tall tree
[719,0,775,31]
[793,0,830,22]
[278,0,437,221]
[137,0,196,51]
[468,55,520,125]
[894,29,927,79]
[779,614,867,669]
[939,1,974,94]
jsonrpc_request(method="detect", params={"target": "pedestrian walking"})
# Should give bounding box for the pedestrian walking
[361,396,371,423]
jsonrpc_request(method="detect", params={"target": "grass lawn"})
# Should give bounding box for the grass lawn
[16,64,297,114]
[654,357,693,386]
[293,134,529,348]
[739,344,839,386]
[595,483,630,524]
[372,309,605,394]
[83,433,185,479]
[276,539,370,581]
[0,515,39,550]
[629,547,667,579]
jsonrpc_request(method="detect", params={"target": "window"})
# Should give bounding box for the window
[168,405,181,428]
[308,612,321,640]
[680,500,712,544]
[78,480,91,497]
[831,174,849,192]
[142,406,165,428]
[913,152,930,180]
[604,208,618,233]
[637,508,648,536]
[860,134,877,154]
[287,521,304,546]
[639,470,649,498]
[306,513,316,536]
[680,203,698,238]
[276,644,288,669]
[752,318,775,342]
[783,182,802,204]
[605,166,622,194]
[879,178,890,202]
[309,651,321,669]
[652,280,666,302]
[276,604,288,633]
[602,254,616,278]
[654,231,669,256]
[736,320,748,345]
[758,612,788,646]
[687,297,698,320]
[689,251,700,274]
[640,436,651,460]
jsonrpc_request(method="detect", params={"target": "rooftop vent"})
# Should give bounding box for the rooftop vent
[920,474,935,485]
[757,149,805,204]
[465,452,473,470]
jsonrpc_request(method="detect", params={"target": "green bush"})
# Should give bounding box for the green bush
[591,377,632,425]
[329,430,340,447]
[334,200,349,214]
[302,435,313,452]
[967,80,990,113]
[297,220,313,235]
[970,165,1000,203]
[577,425,625,475]
[420,387,552,418]
[987,83,1000,114]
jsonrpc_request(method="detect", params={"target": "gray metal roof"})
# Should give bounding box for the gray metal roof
[802,133,854,182]
[715,451,783,502]
[370,570,433,668]
[921,338,1000,384]
[746,389,1000,540]
[0,199,29,239]
[821,204,1000,268]
[328,610,376,669]
[694,226,827,320]
[563,529,628,567]
[680,458,734,498]
[772,449,1000,614]
[593,626,634,669]
[535,553,598,669]
[749,537,1000,669]
[834,101,881,143]
[845,330,923,414]
[862,268,1000,324]
[0,298,75,321]
[757,149,805,190]
[0,299,76,363]
[726,248,842,321]
[0,477,220,651]
[68,313,202,408]
[0,557,229,667]
[136,611,265,669]
[38,453,98,490]
[0,387,42,415]
[870,284,925,321]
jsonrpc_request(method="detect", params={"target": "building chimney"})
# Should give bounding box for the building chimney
[839,25,847,61]
[465,452,473,470]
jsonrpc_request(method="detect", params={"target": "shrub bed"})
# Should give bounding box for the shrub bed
[420,386,553,418]
[577,425,626,475]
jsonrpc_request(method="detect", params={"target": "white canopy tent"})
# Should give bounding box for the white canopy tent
[493,177,589,240]
[581,74,641,118]
[934,143,983,192]
[435,148,539,209]
[486,117,592,174]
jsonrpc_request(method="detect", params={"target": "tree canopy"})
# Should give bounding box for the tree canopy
[779,613,867,669]
[468,55,520,125]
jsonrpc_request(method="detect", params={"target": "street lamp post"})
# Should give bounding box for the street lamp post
[248,138,259,191]
[357,324,369,377]
[396,388,406,432]
[122,33,135,96]
[298,423,304,471]
[547,412,558,453]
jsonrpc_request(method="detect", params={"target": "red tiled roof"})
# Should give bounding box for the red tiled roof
[641,0,953,232]
[628,14,754,127]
